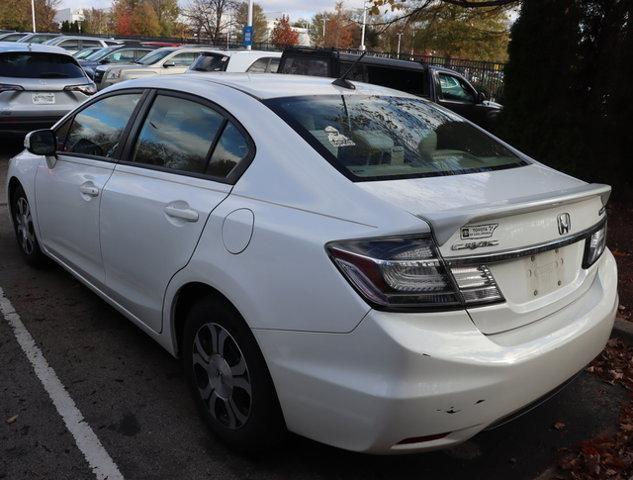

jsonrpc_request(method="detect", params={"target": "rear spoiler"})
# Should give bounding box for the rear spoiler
[421,183,611,246]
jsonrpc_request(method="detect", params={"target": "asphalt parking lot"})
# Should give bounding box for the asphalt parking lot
[0,140,626,480]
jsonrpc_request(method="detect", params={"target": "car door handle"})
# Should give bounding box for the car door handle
[79,184,99,197]
[164,205,199,222]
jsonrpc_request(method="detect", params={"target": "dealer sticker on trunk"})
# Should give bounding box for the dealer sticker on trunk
[460,223,498,240]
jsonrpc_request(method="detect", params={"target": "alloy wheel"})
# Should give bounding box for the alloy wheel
[15,197,35,256]
[192,322,252,430]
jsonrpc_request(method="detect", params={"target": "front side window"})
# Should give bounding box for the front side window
[266,95,526,180]
[0,52,85,78]
[64,93,142,158]
[281,56,329,76]
[82,40,102,48]
[438,73,476,103]
[170,52,198,66]
[108,49,137,63]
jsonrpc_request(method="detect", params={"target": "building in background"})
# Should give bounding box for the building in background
[54,8,85,27]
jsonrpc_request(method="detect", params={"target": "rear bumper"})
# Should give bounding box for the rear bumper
[254,250,618,454]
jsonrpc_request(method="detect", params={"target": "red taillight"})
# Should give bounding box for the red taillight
[326,234,503,311]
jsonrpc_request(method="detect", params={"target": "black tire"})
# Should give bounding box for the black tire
[10,184,46,268]
[182,297,287,452]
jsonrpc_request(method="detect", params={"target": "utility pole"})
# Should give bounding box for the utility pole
[31,0,36,33]
[246,0,253,51]
[360,0,367,51]
[396,32,403,57]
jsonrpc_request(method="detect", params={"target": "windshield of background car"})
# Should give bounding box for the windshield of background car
[136,48,175,65]
[265,95,527,181]
[85,47,114,61]
[189,53,229,71]
[0,52,85,78]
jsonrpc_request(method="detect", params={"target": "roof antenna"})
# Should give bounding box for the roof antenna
[332,51,367,90]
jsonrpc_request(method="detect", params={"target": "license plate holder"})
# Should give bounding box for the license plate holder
[526,249,566,297]
[32,93,55,105]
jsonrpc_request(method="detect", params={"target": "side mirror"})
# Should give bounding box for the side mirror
[163,61,176,68]
[25,129,57,156]
[477,89,489,103]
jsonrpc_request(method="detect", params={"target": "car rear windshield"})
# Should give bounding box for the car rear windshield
[189,53,230,72]
[0,52,85,78]
[265,95,526,181]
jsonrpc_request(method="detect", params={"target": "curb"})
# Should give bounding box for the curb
[612,318,633,340]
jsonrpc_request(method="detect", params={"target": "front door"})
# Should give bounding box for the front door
[100,92,254,332]
[35,91,144,285]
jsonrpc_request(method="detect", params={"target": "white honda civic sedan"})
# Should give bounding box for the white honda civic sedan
[6,74,618,454]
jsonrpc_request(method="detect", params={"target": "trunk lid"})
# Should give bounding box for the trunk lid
[356,164,610,334]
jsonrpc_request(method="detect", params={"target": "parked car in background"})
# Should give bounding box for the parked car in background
[187,50,281,74]
[17,33,61,44]
[0,32,29,42]
[73,46,103,59]
[79,45,155,80]
[95,46,220,89]
[44,35,119,54]
[0,43,96,134]
[6,73,617,454]
[279,47,501,130]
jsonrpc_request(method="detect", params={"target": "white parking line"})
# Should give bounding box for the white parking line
[0,287,124,480]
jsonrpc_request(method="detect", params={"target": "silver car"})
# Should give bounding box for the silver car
[0,43,96,134]
[16,33,61,44]
[44,36,119,55]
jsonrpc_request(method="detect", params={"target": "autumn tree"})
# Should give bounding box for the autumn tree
[183,0,238,43]
[131,1,161,36]
[270,15,299,48]
[145,0,179,36]
[322,2,356,49]
[234,2,268,43]
[0,0,60,31]
[81,8,113,35]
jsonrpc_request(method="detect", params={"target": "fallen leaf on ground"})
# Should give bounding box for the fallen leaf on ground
[6,415,18,424]
[554,421,567,431]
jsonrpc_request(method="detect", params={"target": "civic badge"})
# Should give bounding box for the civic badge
[557,213,571,235]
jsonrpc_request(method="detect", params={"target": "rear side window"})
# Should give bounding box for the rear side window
[0,52,85,78]
[281,56,329,76]
[59,39,80,50]
[64,93,142,158]
[266,95,526,181]
[131,94,251,179]
[366,66,426,96]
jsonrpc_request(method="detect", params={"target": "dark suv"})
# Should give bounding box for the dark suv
[279,48,501,130]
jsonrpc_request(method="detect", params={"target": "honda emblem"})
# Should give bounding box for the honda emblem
[557,213,571,235]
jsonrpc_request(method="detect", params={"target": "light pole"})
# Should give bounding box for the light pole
[360,0,368,51]
[31,0,36,33]
[396,32,403,56]
[246,0,253,50]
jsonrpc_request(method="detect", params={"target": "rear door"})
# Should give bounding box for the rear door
[100,91,254,332]
[35,90,144,285]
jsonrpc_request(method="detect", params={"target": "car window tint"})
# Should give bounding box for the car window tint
[268,57,280,73]
[282,56,329,76]
[60,40,80,49]
[171,52,198,66]
[132,95,224,174]
[189,53,229,72]
[0,52,85,78]
[82,40,101,47]
[206,122,250,178]
[438,73,475,103]
[366,66,424,95]
[64,93,142,158]
[247,58,268,73]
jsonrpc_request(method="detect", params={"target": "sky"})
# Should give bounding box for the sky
[58,0,368,21]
